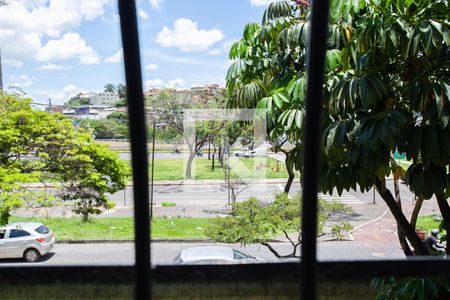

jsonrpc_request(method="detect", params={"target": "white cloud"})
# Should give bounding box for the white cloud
[38,64,72,70]
[9,75,33,88]
[207,48,222,56]
[156,18,224,52]
[221,39,235,53]
[168,78,185,89]
[249,0,274,6]
[144,78,186,90]
[105,48,123,63]
[144,78,164,90]
[4,59,24,67]
[32,0,114,37]
[145,63,159,70]
[36,32,100,64]
[62,84,81,94]
[0,1,111,64]
[40,84,87,103]
[138,8,149,19]
[149,0,165,10]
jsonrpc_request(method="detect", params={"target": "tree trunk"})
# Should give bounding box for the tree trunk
[185,150,196,179]
[284,175,295,194]
[208,142,211,160]
[374,178,427,255]
[284,155,295,193]
[211,148,216,171]
[219,146,224,167]
[436,193,450,255]
[393,178,414,256]
[410,196,424,229]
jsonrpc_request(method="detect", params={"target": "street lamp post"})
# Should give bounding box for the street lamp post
[150,118,156,219]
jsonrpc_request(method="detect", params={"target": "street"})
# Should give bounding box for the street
[0,240,405,267]
[9,151,442,267]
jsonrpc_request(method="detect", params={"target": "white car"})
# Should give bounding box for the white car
[173,246,261,265]
[234,147,267,158]
[0,222,55,262]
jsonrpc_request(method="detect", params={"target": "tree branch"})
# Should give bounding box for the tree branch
[283,229,295,247]
[410,196,424,229]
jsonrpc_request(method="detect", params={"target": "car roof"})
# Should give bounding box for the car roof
[1,222,44,230]
[180,246,235,261]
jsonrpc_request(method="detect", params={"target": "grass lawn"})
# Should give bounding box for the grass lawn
[10,216,211,240]
[125,157,288,181]
[416,215,446,234]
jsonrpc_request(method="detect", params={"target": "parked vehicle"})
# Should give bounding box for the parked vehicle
[0,222,55,262]
[173,246,261,265]
[234,147,266,158]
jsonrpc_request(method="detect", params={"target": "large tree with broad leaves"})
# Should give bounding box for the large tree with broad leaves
[0,93,129,223]
[226,0,450,256]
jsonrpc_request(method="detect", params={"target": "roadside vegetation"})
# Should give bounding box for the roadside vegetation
[10,216,211,240]
[123,157,288,180]
[206,193,353,258]
[417,215,447,235]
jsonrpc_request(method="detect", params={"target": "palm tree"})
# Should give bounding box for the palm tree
[103,83,116,93]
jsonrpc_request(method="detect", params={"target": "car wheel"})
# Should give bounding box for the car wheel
[24,248,41,262]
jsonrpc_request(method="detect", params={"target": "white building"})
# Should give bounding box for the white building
[62,105,118,120]
[90,92,120,106]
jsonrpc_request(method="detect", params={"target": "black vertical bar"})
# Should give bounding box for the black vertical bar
[300,0,330,300]
[117,1,151,300]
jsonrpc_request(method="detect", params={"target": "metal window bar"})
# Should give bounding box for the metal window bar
[300,0,331,300]
[118,1,151,299]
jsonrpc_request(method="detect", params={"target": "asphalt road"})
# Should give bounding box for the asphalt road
[0,240,405,267]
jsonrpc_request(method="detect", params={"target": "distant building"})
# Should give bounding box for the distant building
[144,89,161,97]
[46,107,64,113]
[143,83,225,105]
[90,92,120,106]
[61,105,118,120]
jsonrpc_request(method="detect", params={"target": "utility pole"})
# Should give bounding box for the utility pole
[0,48,3,91]
[150,117,156,219]
[48,98,52,112]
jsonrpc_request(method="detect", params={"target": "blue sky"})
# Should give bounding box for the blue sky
[0,0,275,105]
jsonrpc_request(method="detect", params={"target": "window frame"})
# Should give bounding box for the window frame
[1,2,449,300]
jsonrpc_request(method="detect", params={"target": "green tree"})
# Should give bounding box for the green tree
[107,111,128,125]
[116,84,127,100]
[206,193,352,258]
[65,93,91,106]
[80,119,128,139]
[0,93,129,223]
[104,83,116,93]
[148,89,224,179]
[226,0,450,256]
